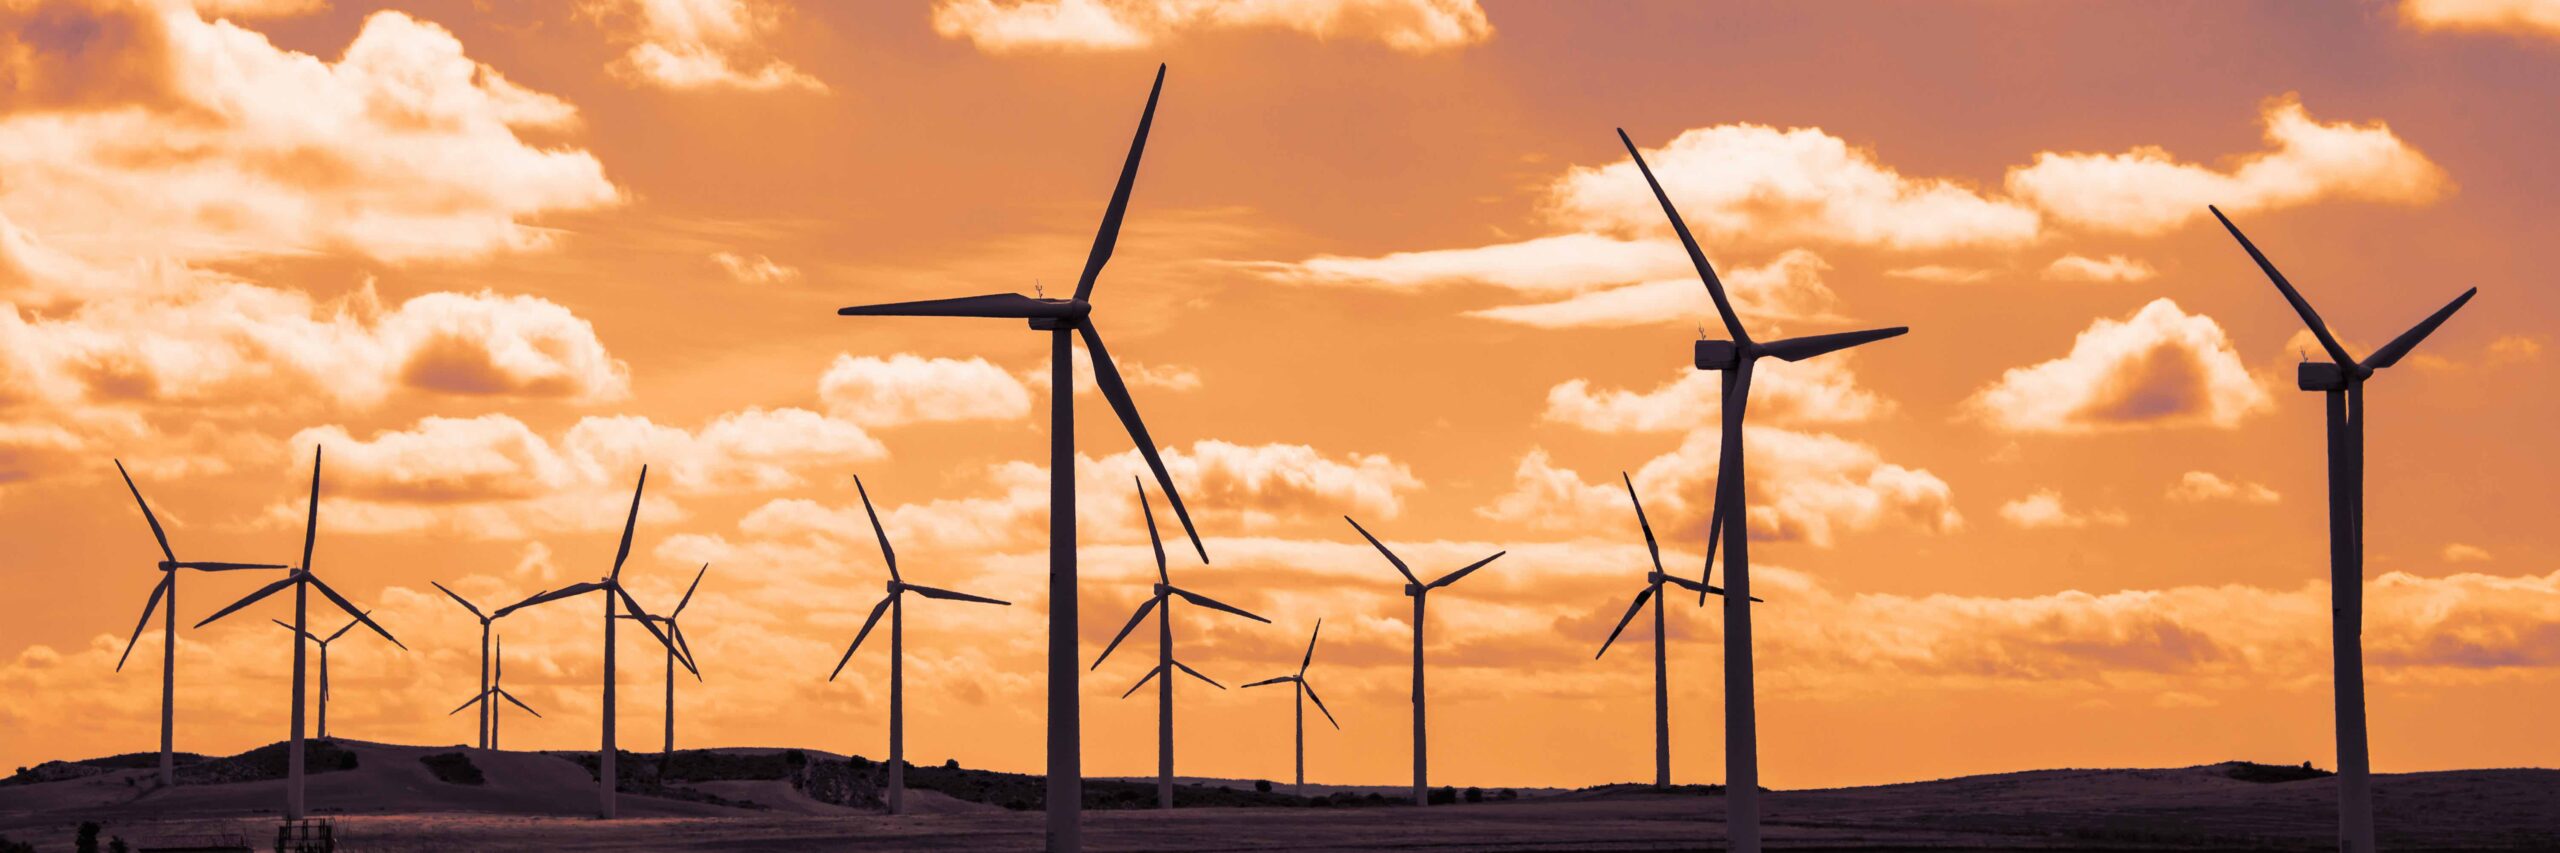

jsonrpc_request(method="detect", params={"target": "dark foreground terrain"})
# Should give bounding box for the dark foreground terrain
[3,740,2555,851]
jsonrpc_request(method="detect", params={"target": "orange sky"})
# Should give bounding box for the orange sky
[4,0,2558,792]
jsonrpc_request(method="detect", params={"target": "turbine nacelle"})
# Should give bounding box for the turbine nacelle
[1695,339,1739,371]
[2300,361,2352,392]
[1403,582,1424,598]
[1025,300,1095,330]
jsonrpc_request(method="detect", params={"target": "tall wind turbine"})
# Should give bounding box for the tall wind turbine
[267,611,376,740]
[2210,206,2474,853]
[827,476,1010,815]
[1241,620,1338,798]
[1617,127,1909,851]
[1345,517,1503,807]
[1093,479,1269,809]
[195,448,404,821]
[430,581,530,749]
[450,636,539,750]
[109,460,286,787]
[1593,473,1756,788]
[621,565,706,765]
[491,467,694,819]
[833,63,1206,852]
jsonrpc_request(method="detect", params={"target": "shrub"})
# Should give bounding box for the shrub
[1464,786,1484,803]
[75,822,100,853]
[1254,779,1272,793]
[1428,785,1457,805]
[1496,788,1518,801]
[109,839,130,853]
[0,834,29,853]
[420,753,485,786]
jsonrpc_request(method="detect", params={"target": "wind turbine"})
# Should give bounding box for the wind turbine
[1616,127,1909,851]
[1092,479,1269,809]
[2209,205,2474,853]
[267,611,376,740]
[1593,473,1757,789]
[1241,620,1338,798]
[490,467,694,819]
[430,581,532,749]
[1345,517,1503,807]
[194,447,403,821]
[449,636,539,750]
[620,565,705,766]
[826,476,1010,815]
[833,62,1205,852]
[108,460,287,787]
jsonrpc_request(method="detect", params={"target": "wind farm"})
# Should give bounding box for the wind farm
[7,4,2560,852]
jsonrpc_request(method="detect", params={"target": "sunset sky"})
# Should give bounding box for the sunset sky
[5,0,2558,792]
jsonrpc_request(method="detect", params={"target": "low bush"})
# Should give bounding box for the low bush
[420,752,484,786]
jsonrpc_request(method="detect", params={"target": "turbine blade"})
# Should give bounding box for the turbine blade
[615,586,691,674]
[1699,583,1766,604]
[1661,574,1706,593]
[1121,663,1162,699]
[1169,586,1269,623]
[1700,369,1741,606]
[1091,596,1160,670]
[1428,551,1505,589]
[829,595,895,681]
[853,475,898,581]
[1136,477,1167,584]
[194,574,299,628]
[1595,586,1655,659]
[1622,472,1665,577]
[1240,675,1296,688]
[499,689,541,717]
[1172,659,1224,689]
[493,582,603,619]
[308,575,403,650]
[171,562,287,571]
[672,624,701,681]
[2209,206,2357,369]
[904,583,1010,606]
[612,467,647,580]
[1072,63,1164,303]
[1078,323,1208,564]
[1757,327,1908,363]
[299,447,321,574]
[431,582,485,621]
[1617,128,1748,344]
[115,459,177,563]
[116,575,171,672]
[269,619,317,643]
[327,611,366,642]
[837,292,1078,319]
[1300,618,1321,674]
[2362,287,2477,372]
[673,564,707,616]
[1345,517,1419,585]
[449,689,492,716]
[1303,680,1340,729]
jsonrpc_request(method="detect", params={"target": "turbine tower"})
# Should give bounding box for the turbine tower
[827,476,1011,815]
[491,467,694,819]
[1345,517,1503,807]
[1593,473,1755,788]
[450,636,539,749]
[620,564,707,765]
[2210,205,2475,853]
[833,63,1205,852]
[1092,479,1270,809]
[1617,127,1909,851]
[195,447,404,821]
[1241,620,1338,797]
[109,460,286,787]
[431,581,531,749]
[267,611,377,740]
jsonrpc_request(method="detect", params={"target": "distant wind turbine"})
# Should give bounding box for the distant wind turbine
[449,636,538,750]
[490,467,694,819]
[2209,205,2475,853]
[1093,479,1269,809]
[109,460,287,787]
[195,448,404,821]
[431,581,534,750]
[827,476,1010,815]
[1617,127,1909,851]
[267,611,377,740]
[1594,473,1756,789]
[620,564,706,765]
[1345,517,1503,807]
[1241,620,1338,798]
[833,62,1202,853]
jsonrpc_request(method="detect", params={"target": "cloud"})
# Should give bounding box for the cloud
[1252,233,1684,295]
[1885,265,1998,284]
[930,0,1493,55]
[2005,96,2449,235]
[711,251,799,283]
[1540,357,1889,434]
[0,5,619,263]
[1997,489,2127,530]
[1481,428,1960,547]
[2166,470,2280,505]
[586,0,826,93]
[818,353,1033,428]
[1461,249,1840,330]
[1018,345,1203,396]
[2443,543,2494,563]
[2399,0,2560,38]
[1966,298,2271,433]
[2043,254,2157,283]
[2486,334,2543,365]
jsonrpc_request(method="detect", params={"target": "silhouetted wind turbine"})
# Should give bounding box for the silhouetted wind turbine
[431,581,531,749]
[827,476,1010,815]
[621,564,706,766]
[2209,205,2474,853]
[1346,517,1503,807]
[1093,479,1269,809]
[490,468,693,819]
[1241,620,1337,798]
[109,460,287,787]
[195,448,403,821]
[834,63,1200,852]
[267,611,375,740]
[449,636,538,750]
[1617,127,1908,851]
[1594,473,1756,789]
